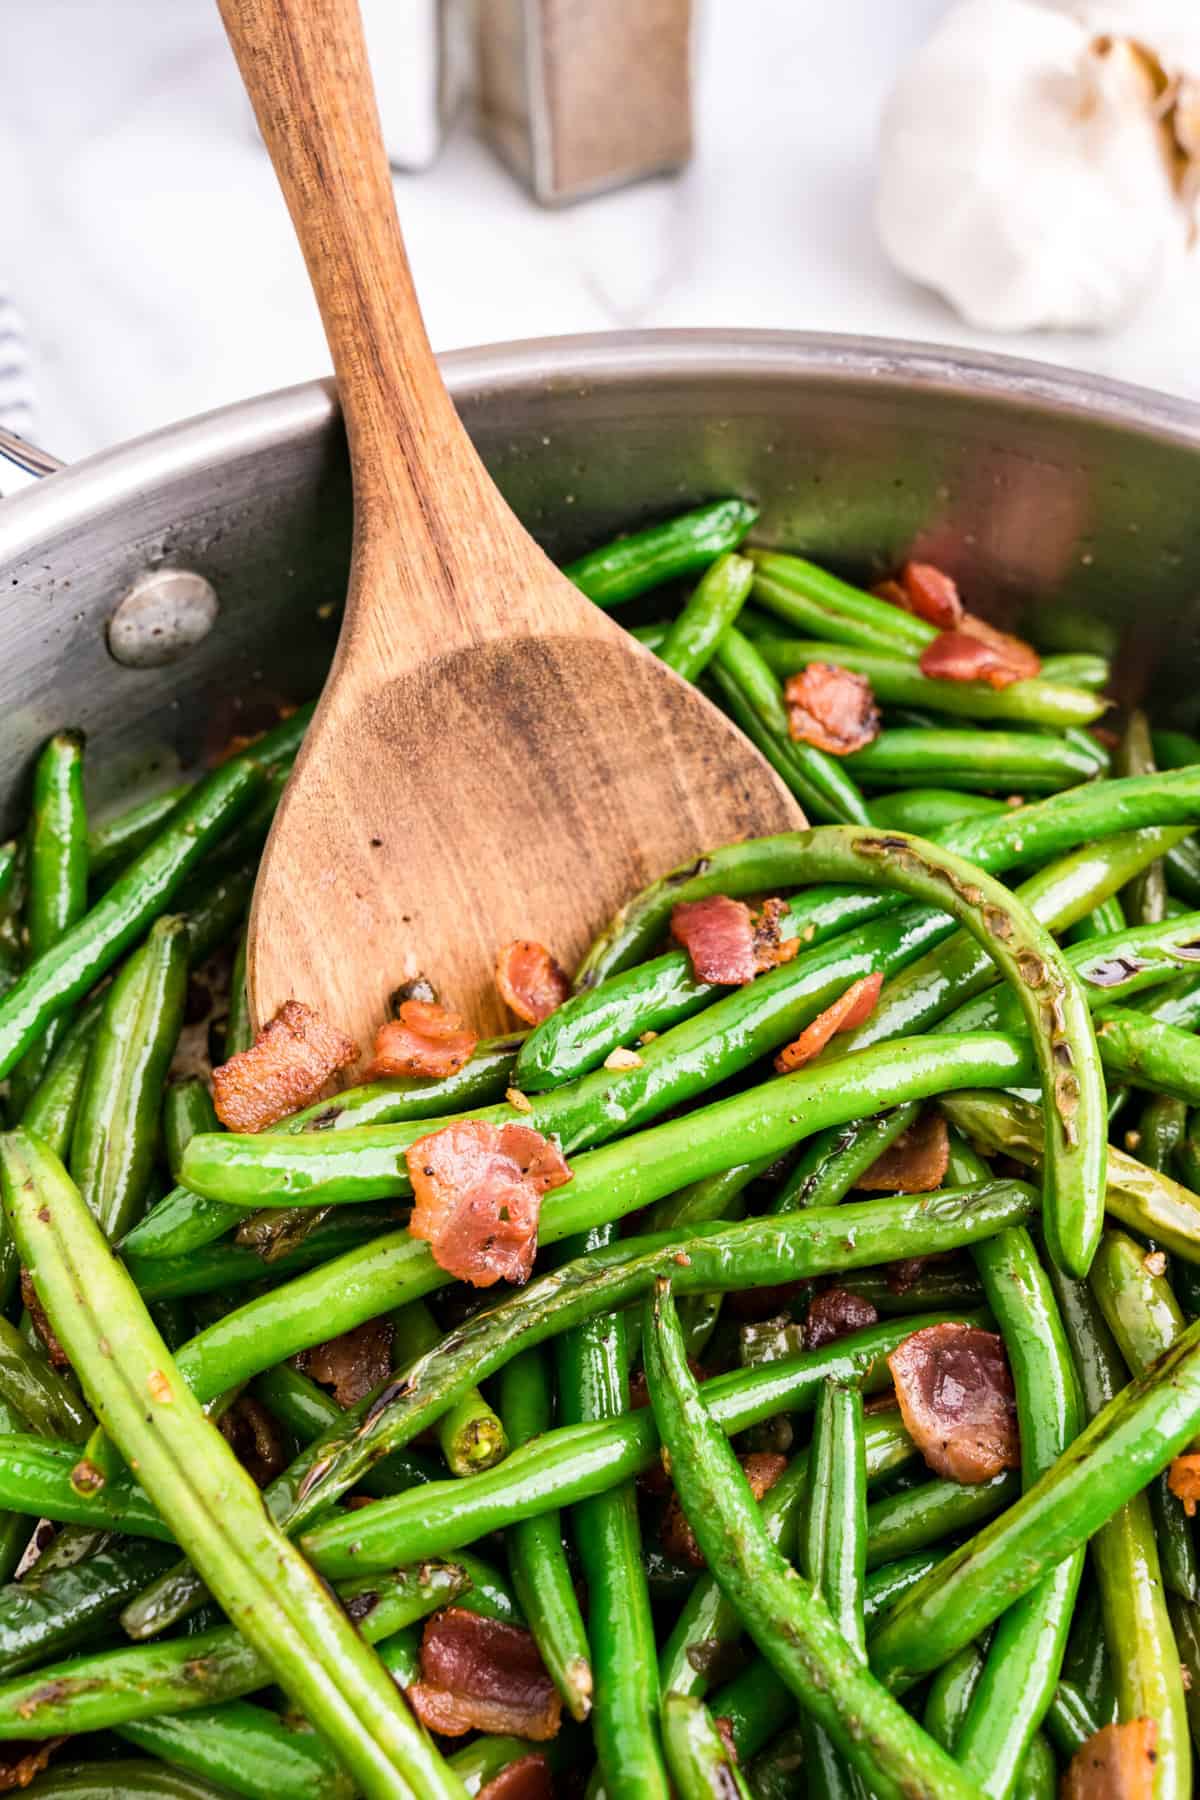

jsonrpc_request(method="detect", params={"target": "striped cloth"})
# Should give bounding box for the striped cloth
[0,289,33,436]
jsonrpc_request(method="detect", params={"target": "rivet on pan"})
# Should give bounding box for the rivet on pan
[106,570,219,669]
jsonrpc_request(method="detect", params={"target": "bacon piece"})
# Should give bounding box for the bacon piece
[663,1452,787,1568]
[0,1738,66,1792]
[857,1112,950,1194]
[899,562,964,629]
[672,895,757,984]
[725,1279,810,1322]
[871,578,911,609]
[365,1000,478,1081]
[479,1755,555,1800]
[406,1120,571,1288]
[1063,1719,1158,1800]
[920,615,1041,691]
[886,1253,955,1294]
[496,941,569,1026]
[752,896,801,975]
[774,972,883,1073]
[20,1268,69,1369]
[1168,1453,1200,1517]
[407,1609,562,1741]
[804,1287,879,1351]
[297,1317,394,1409]
[784,663,881,755]
[212,1000,358,1133]
[888,1323,1019,1484]
[218,1394,286,1486]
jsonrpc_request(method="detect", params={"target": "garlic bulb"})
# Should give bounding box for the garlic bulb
[876,0,1196,333]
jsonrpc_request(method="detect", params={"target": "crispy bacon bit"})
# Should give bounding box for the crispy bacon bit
[364,1000,478,1082]
[20,1268,68,1369]
[919,616,1041,691]
[212,1000,358,1133]
[0,1737,67,1792]
[857,1112,950,1194]
[663,1453,788,1568]
[1063,1719,1158,1800]
[804,1287,879,1350]
[774,972,883,1073]
[784,663,881,756]
[1168,1453,1200,1517]
[407,1608,562,1741]
[899,562,964,629]
[297,1318,394,1409]
[478,1754,555,1800]
[888,1323,1020,1484]
[218,1395,287,1486]
[406,1120,571,1288]
[752,897,800,975]
[496,941,569,1026]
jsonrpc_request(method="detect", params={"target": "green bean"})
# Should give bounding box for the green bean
[1013,1734,1057,1800]
[180,858,256,965]
[9,732,89,1115]
[866,1471,1020,1568]
[87,784,190,880]
[843,727,1100,791]
[706,1659,795,1763]
[712,629,874,826]
[748,552,936,656]
[249,1362,438,1495]
[69,915,188,1242]
[391,1298,508,1476]
[562,500,758,606]
[1040,652,1110,689]
[1118,711,1168,925]
[924,1642,984,1749]
[516,950,714,1092]
[1094,1004,1200,1103]
[798,1379,866,1800]
[557,1225,668,1799]
[0,1534,178,1676]
[0,757,264,1079]
[0,1435,173,1537]
[0,1318,89,1443]
[868,1304,1200,1695]
[868,789,1007,834]
[1090,1230,1199,1602]
[162,1081,218,1184]
[224,923,252,1059]
[658,552,755,682]
[574,773,1200,985]
[749,637,1105,728]
[770,1102,920,1212]
[293,1186,1032,1566]
[658,1412,917,1706]
[125,1033,527,1260]
[123,1208,397,1301]
[118,1699,351,1800]
[1166,838,1200,907]
[20,1000,103,1161]
[1154,730,1200,771]
[642,1281,977,1800]
[918,902,1200,1041]
[942,1087,1200,1260]
[447,1734,573,1797]
[1067,892,1125,943]
[1168,1593,1200,1754]
[0,1559,466,1735]
[497,1348,592,1721]
[740,1272,984,1366]
[954,1225,1083,1799]
[304,1317,955,1578]
[1043,1679,1102,1761]
[661,1694,752,1800]
[0,1131,469,1800]
[21,1762,240,1799]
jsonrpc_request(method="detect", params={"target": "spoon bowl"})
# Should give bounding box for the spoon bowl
[219,0,801,1048]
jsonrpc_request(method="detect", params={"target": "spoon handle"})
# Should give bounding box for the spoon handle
[216,0,500,588]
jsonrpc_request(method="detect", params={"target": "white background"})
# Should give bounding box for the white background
[4,0,1198,462]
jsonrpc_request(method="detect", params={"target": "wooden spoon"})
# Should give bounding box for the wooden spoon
[219,0,802,1047]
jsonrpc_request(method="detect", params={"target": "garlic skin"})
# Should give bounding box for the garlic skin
[876,0,1181,332]
[1038,1,1200,76]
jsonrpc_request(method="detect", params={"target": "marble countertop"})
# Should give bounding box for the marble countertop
[5,0,1198,465]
